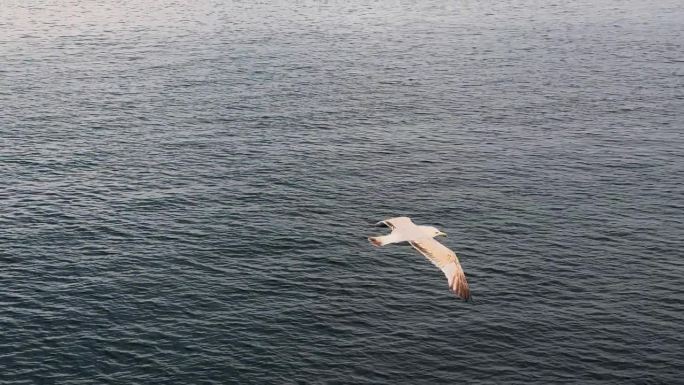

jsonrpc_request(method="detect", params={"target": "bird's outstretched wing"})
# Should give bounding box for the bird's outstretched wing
[409,238,471,301]
[378,216,413,230]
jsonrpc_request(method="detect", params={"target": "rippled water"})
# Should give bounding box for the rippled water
[2,0,683,383]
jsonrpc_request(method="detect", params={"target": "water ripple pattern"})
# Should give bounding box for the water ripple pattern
[1,0,683,383]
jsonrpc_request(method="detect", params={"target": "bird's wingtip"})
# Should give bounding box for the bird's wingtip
[368,237,382,247]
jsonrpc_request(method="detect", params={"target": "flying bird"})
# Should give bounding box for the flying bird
[369,216,471,301]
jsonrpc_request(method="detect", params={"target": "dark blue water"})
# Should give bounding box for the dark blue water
[2,0,683,383]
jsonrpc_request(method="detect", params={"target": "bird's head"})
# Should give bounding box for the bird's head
[422,226,447,238]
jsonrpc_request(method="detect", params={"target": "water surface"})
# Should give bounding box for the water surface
[1,0,683,383]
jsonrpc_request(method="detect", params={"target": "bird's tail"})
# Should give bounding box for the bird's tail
[368,236,385,247]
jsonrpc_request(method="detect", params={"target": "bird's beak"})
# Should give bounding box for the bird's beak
[438,231,447,237]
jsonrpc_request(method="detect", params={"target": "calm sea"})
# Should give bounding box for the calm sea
[1,0,683,383]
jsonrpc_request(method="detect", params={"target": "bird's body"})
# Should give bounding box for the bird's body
[369,216,471,301]
[369,222,436,246]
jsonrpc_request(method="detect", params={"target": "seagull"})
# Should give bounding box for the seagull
[368,216,471,301]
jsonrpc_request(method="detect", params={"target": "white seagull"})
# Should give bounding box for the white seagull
[369,216,471,301]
